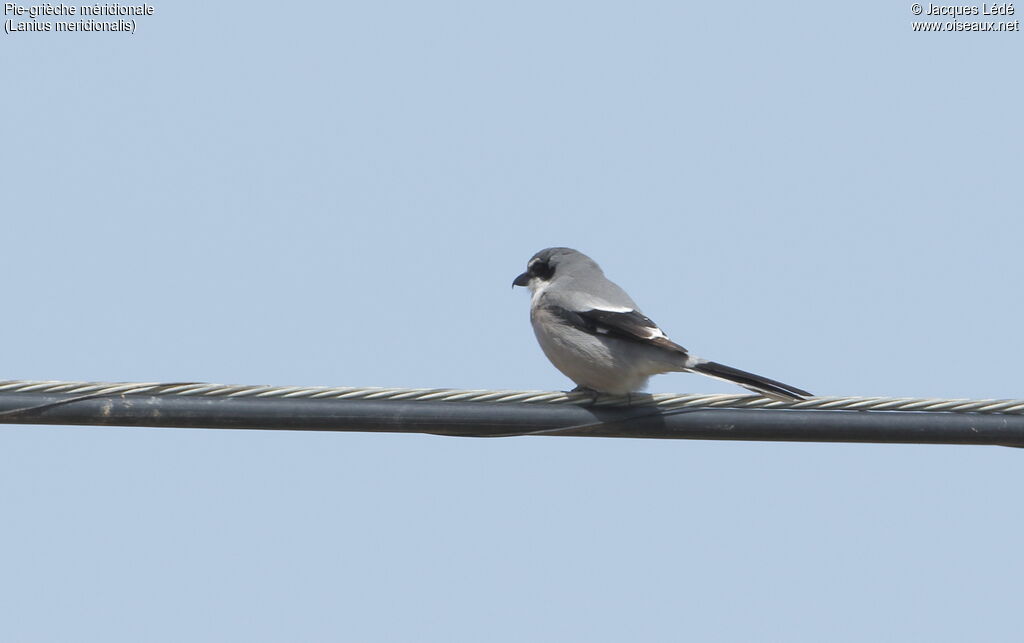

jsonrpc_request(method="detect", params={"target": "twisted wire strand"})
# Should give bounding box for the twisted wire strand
[0,379,1022,415]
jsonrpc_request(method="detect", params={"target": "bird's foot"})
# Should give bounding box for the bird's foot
[569,385,602,405]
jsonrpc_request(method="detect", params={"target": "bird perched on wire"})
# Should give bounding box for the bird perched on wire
[512,247,810,401]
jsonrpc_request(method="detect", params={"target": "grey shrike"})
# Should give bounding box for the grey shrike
[513,247,811,401]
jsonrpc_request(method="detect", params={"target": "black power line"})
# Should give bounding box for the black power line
[1,387,1022,447]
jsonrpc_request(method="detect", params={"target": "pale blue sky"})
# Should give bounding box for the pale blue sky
[3,2,1023,641]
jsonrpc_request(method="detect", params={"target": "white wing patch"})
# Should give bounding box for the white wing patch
[642,326,669,340]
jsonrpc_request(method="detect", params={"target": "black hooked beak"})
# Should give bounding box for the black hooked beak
[512,271,530,288]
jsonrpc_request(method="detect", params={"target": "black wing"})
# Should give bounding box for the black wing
[547,306,689,355]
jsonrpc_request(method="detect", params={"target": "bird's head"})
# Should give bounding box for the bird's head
[512,247,599,290]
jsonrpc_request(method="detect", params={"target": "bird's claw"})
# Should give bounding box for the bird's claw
[569,385,602,405]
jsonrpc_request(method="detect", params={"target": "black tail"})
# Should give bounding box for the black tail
[690,361,811,402]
